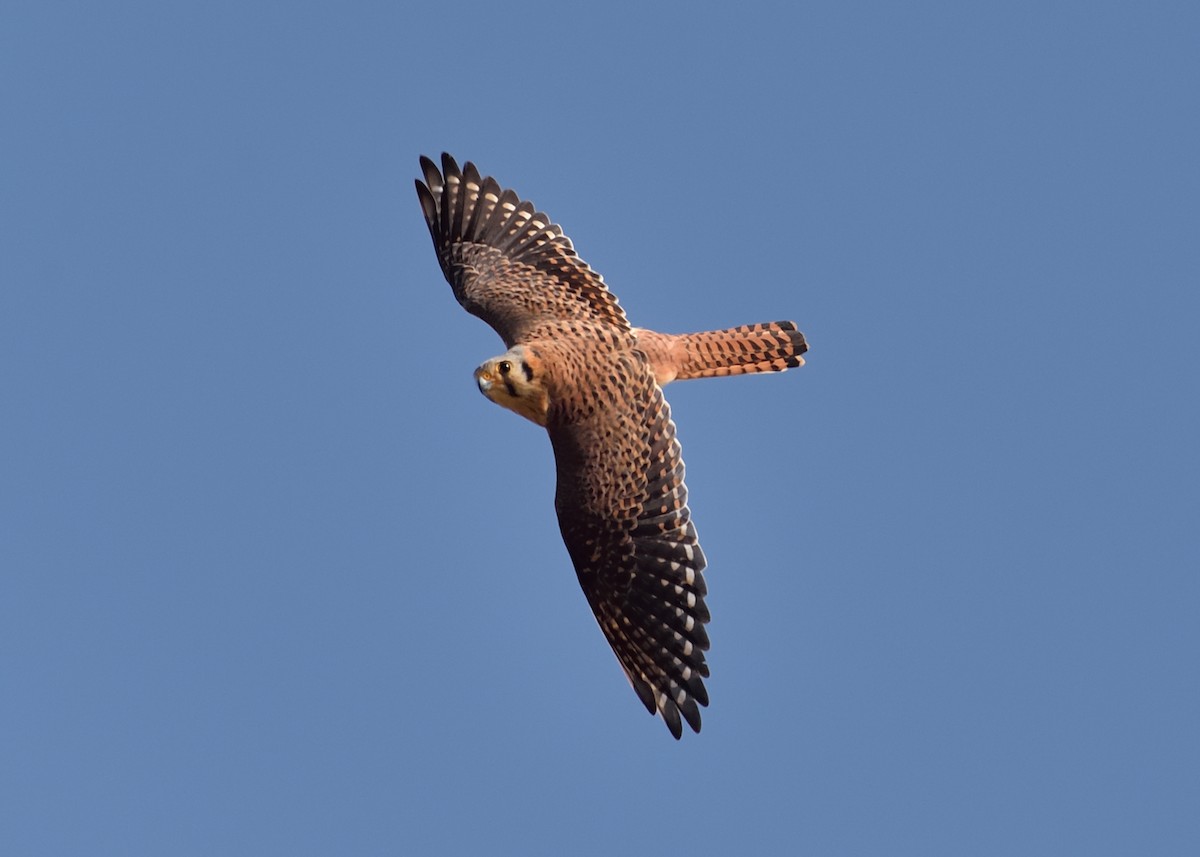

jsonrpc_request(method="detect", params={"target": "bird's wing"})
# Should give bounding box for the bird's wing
[415,153,630,347]
[547,351,710,738]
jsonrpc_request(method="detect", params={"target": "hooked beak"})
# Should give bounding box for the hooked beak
[475,366,494,394]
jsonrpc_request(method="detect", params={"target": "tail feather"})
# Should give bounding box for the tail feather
[640,321,808,383]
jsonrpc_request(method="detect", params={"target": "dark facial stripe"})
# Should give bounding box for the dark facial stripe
[521,360,534,382]
[503,379,518,398]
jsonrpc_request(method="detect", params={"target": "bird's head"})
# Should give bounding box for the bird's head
[475,346,549,426]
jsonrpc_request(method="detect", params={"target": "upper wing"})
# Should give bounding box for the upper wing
[415,153,630,347]
[547,353,711,738]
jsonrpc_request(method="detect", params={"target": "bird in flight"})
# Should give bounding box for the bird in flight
[415,154,808,737]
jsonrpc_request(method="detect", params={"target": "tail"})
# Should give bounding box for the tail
[646,321,808,382]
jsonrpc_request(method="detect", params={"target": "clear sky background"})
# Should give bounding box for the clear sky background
[3,2,1198,855]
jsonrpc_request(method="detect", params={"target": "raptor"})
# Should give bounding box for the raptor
[415,154,808,737]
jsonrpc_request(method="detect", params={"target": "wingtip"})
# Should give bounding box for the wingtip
[662,702,684,739]
[414,179,437,224]
[418,155,443,191]
[679,697,703,734]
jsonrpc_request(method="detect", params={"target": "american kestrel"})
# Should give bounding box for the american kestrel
[415,154,808,738]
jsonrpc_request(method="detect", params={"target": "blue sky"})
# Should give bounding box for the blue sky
[3,2,1198,854]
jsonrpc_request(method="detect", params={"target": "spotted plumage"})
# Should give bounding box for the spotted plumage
[415,154,808,738]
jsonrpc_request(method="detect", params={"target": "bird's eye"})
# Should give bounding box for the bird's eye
[498,360,512,376]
